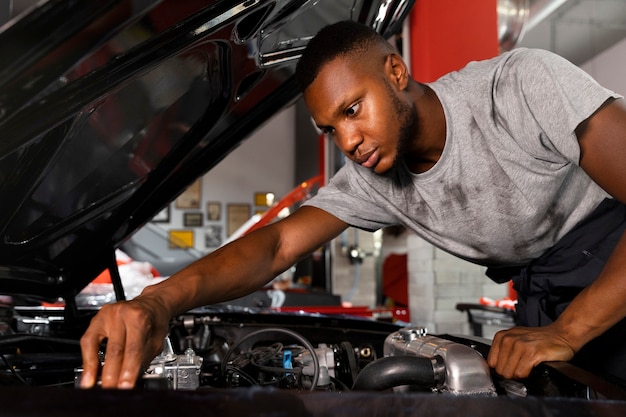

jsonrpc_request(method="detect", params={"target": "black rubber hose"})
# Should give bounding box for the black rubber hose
[352,355,443,391]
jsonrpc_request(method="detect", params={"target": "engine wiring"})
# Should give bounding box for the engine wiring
[221,327,320,391]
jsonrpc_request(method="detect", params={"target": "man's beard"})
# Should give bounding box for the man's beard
[385,86,419,187]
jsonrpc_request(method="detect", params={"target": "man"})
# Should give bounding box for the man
[79,20,626,389]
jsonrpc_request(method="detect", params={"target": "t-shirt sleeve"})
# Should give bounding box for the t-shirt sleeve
[493,48,622,164]
[303,164,398,232]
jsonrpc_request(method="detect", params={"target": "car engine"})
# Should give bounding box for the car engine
[3,302,625,402]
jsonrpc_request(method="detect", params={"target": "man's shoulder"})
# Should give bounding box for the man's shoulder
[452,48,569,79]
[498,47,573,71]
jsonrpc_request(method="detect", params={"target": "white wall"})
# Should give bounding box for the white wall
[204,107,297,204]
[581,37,626,95]
[164,105,296,252]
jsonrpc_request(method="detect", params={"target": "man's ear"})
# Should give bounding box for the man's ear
[386,53,409,90]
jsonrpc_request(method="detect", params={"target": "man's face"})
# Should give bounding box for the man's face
[303,55,417,175]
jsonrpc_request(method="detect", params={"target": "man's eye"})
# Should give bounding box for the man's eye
[346,102,360,116]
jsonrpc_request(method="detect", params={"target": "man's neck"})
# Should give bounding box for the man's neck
[405,84,446,174]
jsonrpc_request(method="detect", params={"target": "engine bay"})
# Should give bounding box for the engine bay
[2,303,626,403]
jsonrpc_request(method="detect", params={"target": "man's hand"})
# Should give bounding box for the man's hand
[487,324,576,379]
[79,297,170,389]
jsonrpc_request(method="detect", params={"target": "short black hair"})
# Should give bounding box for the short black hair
[295,20,389,92]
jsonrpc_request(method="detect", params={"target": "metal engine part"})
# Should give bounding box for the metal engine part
[384,327,496,395]
[143,337,203,390]
[75,336,202,390]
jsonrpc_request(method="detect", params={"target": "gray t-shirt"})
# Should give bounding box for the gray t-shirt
[304,48,621,266]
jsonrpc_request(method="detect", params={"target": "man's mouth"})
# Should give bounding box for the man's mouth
[357,149,379,169]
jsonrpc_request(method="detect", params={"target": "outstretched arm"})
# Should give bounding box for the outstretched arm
[79,206,348,389]
[488,97,626,379]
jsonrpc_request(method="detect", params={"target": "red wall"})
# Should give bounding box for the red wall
[409,0,499,82]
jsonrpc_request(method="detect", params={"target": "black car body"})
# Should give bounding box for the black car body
[1,1,626,416]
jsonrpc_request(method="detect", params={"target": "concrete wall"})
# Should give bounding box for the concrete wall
[406,235,506,336]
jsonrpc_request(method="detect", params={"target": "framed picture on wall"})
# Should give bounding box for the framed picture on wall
[206,202,221,221]
[175,179,201,209]
[205,225,222,248]
[183,212,203,227]
[227,203,251,236]
[168,230,194,249]
[151,205,170,223]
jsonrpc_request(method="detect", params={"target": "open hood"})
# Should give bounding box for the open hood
[0,0,414,302]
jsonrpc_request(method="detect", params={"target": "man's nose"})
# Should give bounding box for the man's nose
[335,127,361,155]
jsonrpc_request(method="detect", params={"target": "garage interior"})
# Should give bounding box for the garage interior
[3,0,626,411]
[2,0,626,337]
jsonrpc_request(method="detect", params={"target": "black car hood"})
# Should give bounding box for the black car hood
[0,0,414,301]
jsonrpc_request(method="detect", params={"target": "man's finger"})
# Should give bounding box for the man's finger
[99,325,128,389]
[497,341,525,379]
[487,330,504,369]
[488,328,527,379]
[117,328,154,389]
[79,328,105,388]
